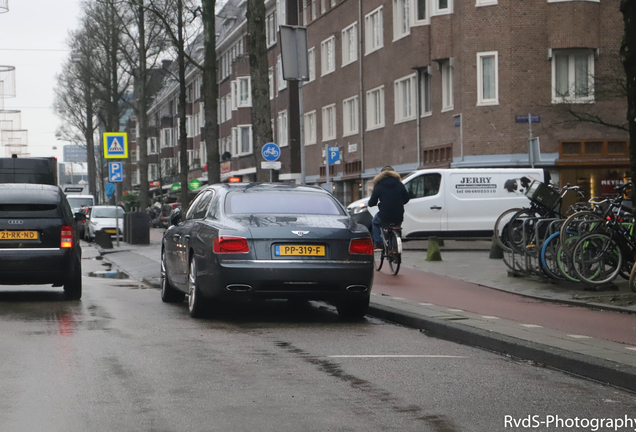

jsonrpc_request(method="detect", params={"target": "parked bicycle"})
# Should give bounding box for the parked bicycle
[373,224,402,275]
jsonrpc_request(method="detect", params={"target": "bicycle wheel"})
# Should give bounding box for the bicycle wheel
[559,211,604,257]
[373,245,384,271]
[508,209,542,255]
[494,208,522,252]
[540,231,565,280]
[629,262,636,292]
[388,231,401,275]
[557,235,581,282]
[571,232,622,286]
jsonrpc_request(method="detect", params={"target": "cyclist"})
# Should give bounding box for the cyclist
[368,165,410,249]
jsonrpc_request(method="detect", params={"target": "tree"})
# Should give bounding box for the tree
[620,0,636,202]
[201,0,220,185]
[246,0,274,182]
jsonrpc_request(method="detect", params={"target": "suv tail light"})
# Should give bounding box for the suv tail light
[349,238,373,255]
[213,236,249,253]
[61,226,74,249]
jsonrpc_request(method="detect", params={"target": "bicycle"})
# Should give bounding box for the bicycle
[373,224,402,275]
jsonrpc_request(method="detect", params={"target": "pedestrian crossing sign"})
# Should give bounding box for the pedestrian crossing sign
[103,132,128,159]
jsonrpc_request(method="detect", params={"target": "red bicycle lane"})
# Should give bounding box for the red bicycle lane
[371,265,636,346]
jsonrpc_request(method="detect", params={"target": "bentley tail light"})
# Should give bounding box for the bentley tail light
[349,238,373,255]
[213,236,249,253]
[61,226,74,249]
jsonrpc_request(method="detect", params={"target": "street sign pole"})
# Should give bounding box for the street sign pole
[115,188,120,247]
[528,113,534,168]
[325,143,329,192]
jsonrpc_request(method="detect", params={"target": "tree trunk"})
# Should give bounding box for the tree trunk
[177,0,190,211]
[137,0,150,211]
[84,75,97,203]
[247,0,274,182]
[202,0,220,185]
[621,0,636,203]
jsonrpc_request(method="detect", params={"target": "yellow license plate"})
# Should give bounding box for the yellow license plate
[276,245,325,256]
[0,231,39,240]
[105,229,117,234]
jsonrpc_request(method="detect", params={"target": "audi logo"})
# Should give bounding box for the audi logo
[8,220,24,225]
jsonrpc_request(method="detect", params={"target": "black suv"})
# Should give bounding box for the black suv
[0,184,84,299]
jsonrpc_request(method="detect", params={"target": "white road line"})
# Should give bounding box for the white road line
[626,347,636,352]
[447,309,463,312]
[392,297,405,301]
[481,316,500,319]
[520,324,543,328]
[567,334,592,339]
[418,302,433,306]
[328,355,467,358]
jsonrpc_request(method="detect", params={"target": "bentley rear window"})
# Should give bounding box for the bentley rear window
[226,192,343,215]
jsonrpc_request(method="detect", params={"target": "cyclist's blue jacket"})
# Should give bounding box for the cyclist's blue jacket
[368,170,410,224]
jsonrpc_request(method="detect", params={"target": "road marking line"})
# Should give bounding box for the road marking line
[481,316,500,319]
[567,334,592,339]
[418,302,433,306]
[328,355,467,358]
[392,297,405,301]
[626,347,636,352]
[447,309,463,312]
[520,324,543,328]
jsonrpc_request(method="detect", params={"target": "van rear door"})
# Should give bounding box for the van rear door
[402,171,444,237]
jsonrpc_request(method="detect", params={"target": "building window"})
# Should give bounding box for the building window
[393,0,410,41]
[321,0,326,13]
[237,125,253,155]
[432,0,453,15]
[304,111,317,145]
[420,70,431,115]
[365,7,383,55]
[342,22,358,67]
[308,47,316,82]
[161,128,173,148]
[413,0,428,24]
[278,111,288,147]
[231,80,238,110]
[220,98,226,123]
[200,142,207,163]
[225,95,232,120]
[312,0,317,19]
[477,51,499,106]
[269,68,275,100]
[266,11,277,47]
[476,0,497,6]
[149,163,158,181]
[394,73,417,123]
[441,59,454,111]
[277,55,287,91]
[148,137,158,154]
[321,36,335,76]
[366,85,385,130]
[342,95,359,137]
[331,0,336,5]
[237,76,252,107]
[322,104,336,141]
[552,49,594,103]
[276,0,286,26]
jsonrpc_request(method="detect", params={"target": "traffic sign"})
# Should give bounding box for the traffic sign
[108,162,123,182]
[188,179,202,191]
[328,146,339,166]
[261,161,282,170]
[262,142,281,161]
[103,133,128,159]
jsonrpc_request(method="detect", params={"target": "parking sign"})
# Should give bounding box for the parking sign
[109,162,123,182]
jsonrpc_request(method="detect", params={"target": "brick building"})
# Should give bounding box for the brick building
[130,0,629,206]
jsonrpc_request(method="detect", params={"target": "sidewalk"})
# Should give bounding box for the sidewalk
[87,230,636,393]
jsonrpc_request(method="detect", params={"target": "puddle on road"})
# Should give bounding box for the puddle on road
[87,270,130,279]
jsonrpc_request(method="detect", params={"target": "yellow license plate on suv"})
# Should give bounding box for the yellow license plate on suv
[275,245,325,256]
[0,231,39,240]
[104,229,117,234]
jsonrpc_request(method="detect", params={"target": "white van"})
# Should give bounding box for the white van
[348,168,545,239]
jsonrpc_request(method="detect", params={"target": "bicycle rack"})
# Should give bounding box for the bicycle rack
[503,217,564,278]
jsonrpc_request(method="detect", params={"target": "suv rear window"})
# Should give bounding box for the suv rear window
[0,203,60,218]
[226,192,344,215]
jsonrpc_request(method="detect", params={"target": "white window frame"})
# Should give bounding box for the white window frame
[200,142,207,164]
[341,22,358,67]
[278,111,289,147]
[393,0,411,41]
[237,125,253,156]
[412,0,430,25]
[220,98,226,123]
[394,73,417,123]
[321,36,336,76]
[231,127,238,155]
[441,59,454,112]
[365,6,384,55]
[237,76,252,107]
[277,55,287,91]
[266,10,277,47]
[322,104,336,142]
[231,80,238,110]
[304,111,317,145]
[276,0,286,26]
[420,70,432,117]
[551,49,595,104]
[303,1,308,25]
[342,95,359,137]
[269,67,275,100]
[477,51,499,106]
[331,0,336,6]
[148,137,158,155]
[476,0,497,6]
[366,85,385,131]
[308,47,316,82]
[312,0,317,19]
[321,0,326,13]
[148,163,158,182]
[548,0,598,2]
[432,0,453,16]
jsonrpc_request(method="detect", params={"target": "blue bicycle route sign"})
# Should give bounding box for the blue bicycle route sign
[262,142,281,162]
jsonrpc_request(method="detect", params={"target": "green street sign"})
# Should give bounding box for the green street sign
[188,179,202,191]
[170,183,180,192]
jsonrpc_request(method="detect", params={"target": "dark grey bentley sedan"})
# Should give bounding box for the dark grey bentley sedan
[161,183,374,319]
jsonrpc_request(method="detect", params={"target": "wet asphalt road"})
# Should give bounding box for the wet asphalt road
[1,254,636,432]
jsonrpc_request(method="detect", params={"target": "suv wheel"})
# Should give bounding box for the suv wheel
[64,263,82,300]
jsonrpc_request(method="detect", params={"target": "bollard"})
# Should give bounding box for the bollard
[489,235,504,259]
[95,230,113,249]
[426,237,442,261]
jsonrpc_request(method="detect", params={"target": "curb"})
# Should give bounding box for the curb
[368,302,636,394]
